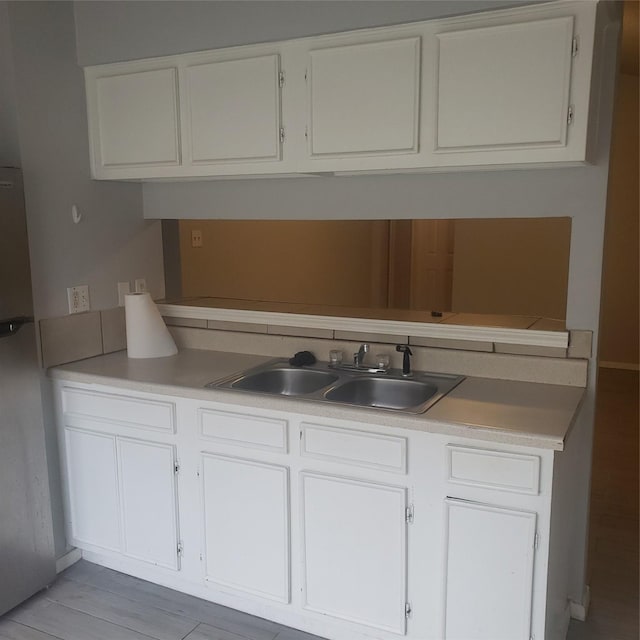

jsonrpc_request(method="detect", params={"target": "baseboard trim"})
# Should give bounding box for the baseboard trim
[570,585,591,621]
[599,361,640,371]
[55,547,82,574]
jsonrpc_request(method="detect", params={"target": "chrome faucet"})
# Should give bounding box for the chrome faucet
[354,343,369,367]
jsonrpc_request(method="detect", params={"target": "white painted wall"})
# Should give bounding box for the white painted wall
[7,1,164,320]
[3,1,166,556]
[73,0,539,66]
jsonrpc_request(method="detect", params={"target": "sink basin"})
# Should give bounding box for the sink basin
[209,358,464,414]
[324,377,438,411]
[231,367,339,396]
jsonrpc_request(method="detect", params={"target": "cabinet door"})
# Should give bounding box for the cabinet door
[444,499,537,640]
[64,428,120,551]
[89,67,180,170]
[307,37,420,158]
[301,472,407,634]
[435,17,574,153]
[201,453,290,602]
[185,54,282,164]
[118,438,180,569]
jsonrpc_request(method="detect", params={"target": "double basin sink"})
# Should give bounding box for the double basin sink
[208,359,465,414]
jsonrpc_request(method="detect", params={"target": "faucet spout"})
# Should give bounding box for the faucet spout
[354,343,369,367]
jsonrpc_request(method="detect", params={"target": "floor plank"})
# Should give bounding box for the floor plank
[184,623,255,640]
[60,562,281,640]
[8,598,157,640]
[0,619,63,640]
[44,579,198,640]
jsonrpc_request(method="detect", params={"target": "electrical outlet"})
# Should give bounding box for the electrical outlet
[67,285,90,314]
[134,278,147,293]
[191,229,203,248]
[117,281,131,307]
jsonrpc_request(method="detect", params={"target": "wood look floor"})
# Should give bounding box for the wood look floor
[0,368,636,640]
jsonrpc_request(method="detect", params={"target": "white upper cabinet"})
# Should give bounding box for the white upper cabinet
[83,0,598,180]
[184,54,282,165]
[307,37,420,158]
[431,13,590,166]
[435,18,574,151]
[87,66,180,173]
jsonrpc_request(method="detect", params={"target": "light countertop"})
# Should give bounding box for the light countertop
[50,349,585,451]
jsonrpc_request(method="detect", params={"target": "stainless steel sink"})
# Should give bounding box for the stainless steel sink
[324,377,438,411]
[230,367,339,396]
[209,359,464,414]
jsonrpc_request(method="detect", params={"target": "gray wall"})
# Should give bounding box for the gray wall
[74,0,537,66]
[4,1,167,556]
[0,2,20,167]
[66,0,620,601]
[8,1,165,320]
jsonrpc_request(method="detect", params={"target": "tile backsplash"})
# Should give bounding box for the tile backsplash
[39,306,592,388]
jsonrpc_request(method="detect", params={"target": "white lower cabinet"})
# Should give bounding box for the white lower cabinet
[64,428,180,568]
[443,499,537,640]
[117,438,180,569]
[55,382,563,640]
[64,428,121,552]
[301,472,408,634]
[200,452,290,602]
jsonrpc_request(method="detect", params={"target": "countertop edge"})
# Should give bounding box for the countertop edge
[48,362,573,451]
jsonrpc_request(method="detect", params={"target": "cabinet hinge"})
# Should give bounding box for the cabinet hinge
[567,105,574,126]
[405,602,412,618]
[572,36,579,57]
[279,70,285,88]
[534,532,540,550]
[177,541,184,556]
[279,127,285,144]
[405,504,414,524]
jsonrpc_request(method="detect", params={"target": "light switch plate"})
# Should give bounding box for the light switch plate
[134,278,147,293]
[191,229,203,248]
[67,285,90,314]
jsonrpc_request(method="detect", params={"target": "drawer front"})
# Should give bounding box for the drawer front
[446,445,540,495]
[199,408,288,453]
[301,422,407,474]
[62,387,175,433]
